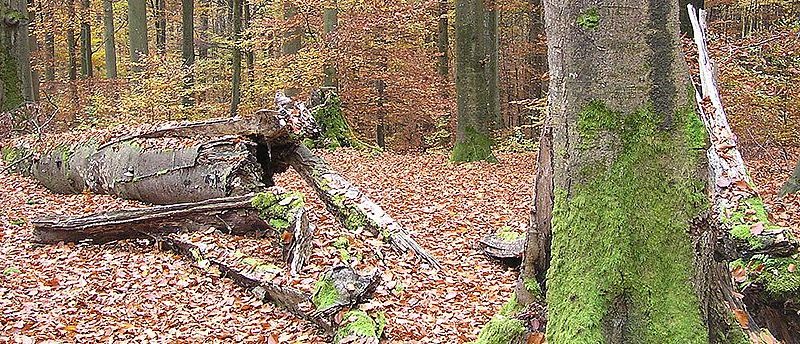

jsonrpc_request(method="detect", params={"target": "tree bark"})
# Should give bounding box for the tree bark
[128,0,149,72]
[230,0,242,116]
[102,0,117,78]
[452,0,499,162]
[0,0,34,110]
[322,0,337,89]
[80,0,93,77]
[436,0,448,77]
[537,0,739,342]
[285,144,441,268]
[282,0,300,97]
[155,0,166,54]
[778,159,800,197]
[181,0,194,106]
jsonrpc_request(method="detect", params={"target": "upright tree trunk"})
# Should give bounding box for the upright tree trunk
[452,0,499,162]
[102,0,117,78]
[243,0,254,80]
[518,0,744,342]
[128,0,149,72]
[198,3,209,58]
[282,0,300,97]
[79,0,92,77]
[322,0,337,89]
[436,0,449,77]
[230,0,242,116]
[44,32,54,81]
[181,0,194,107]
[0,0,34,110]
[155,0,166,54]
[27,0,40,100]
[66,0,78,80]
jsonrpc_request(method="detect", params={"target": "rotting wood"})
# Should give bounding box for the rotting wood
[32,190,314,276]
[286,143,441,269]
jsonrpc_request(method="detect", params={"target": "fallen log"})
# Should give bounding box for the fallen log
[688,5,800,343]
[2,108,317,204]
[32,190,313,275]
[286,144,441,269]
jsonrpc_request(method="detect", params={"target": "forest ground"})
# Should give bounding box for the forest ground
[1,145,798,343]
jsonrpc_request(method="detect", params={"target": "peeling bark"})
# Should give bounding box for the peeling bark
[286,144,441,268]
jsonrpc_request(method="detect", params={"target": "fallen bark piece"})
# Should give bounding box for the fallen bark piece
[311,266,380,317]
[32,190,313,276]
[478,235,525,260]
[156,232,334,331]
[287,144,441,268]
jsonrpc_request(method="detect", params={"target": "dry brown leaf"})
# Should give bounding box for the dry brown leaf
[733,309,749,329]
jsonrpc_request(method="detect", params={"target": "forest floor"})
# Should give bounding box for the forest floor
[1,145,799,343]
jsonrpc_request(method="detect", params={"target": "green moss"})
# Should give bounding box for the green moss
[250,191,304,231]
[523,277,541,298]
[1,146,22,163]
[0,38,23,111]
[310,93,380,152]
[470,294,525,344]
[496,226,521,241]
[735,256,800,302]
[311,278,339,311]
[547,101,708,343]
[451,126,497,163]
[577,7,600,30]
[334,310,380,343]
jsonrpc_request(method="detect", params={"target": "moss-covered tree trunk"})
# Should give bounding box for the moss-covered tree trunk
[530,0,739,342]
[0,0,34,111]
[452,0,500,162]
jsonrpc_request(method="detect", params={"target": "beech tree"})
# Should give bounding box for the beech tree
[515,0,753,342]
[182,0,194,107]
[79,0,92,77]
[323,0,338,89]
[128,0,148,72]
[102,0,117,78]
[452,0,500,162]
[0,0,34,110]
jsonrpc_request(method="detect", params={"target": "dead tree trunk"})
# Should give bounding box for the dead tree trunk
[286,144,441,268]
[32,191,313,275]
[5,110,318,204]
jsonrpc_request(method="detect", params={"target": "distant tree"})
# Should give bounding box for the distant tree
[0,0,34,110]
[436,0,448,77]
[181,0,194,107]
[452,0,500,162]
[79,0,93,77]
[779,160,800,197]
[230,0,242,116]
[66,0,78,80]
[282,0,300,97]
[128,0,149,72]
[102,0,117,78]
[154,0,166,54]
[323,0,338,89]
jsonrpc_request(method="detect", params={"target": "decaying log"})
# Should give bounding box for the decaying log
[3,108,318,204]
[688,5,799,343]
[31,190,313,276]
[286,144,441,269]
[478,234,525,260]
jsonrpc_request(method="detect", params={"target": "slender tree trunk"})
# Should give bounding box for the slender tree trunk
[282,0,300,97]
[436,0,448,77]
[102,0,117,78]
[452,0,499,162]
[230,0,242,116]
[182,0,194,107]
[44,32,54,81]
[128,0,149,72]
[27,0,40,100]
[155,0,166,54]
[243,0,254,80]
[198,1,209,58]
[375,78,386,149]
[79,0,93,77]
[66,0,78,80]
[0,0,34,110]
[322,0,337,89]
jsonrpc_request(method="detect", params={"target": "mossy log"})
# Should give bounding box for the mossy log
[286,144,441,268]
[31,190,313,276]
[4,109,317,204]
[310,266,383,343]
[689,5,799,342]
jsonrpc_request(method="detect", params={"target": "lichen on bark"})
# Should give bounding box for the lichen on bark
[546,100,709,343]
